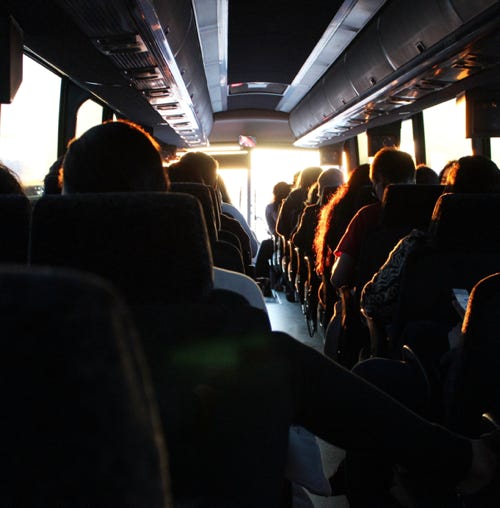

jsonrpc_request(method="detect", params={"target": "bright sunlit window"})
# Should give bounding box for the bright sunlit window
[75,99,104,138]
[399,118,415,159]
[250,148,320,241]
[218,168,249,225]
[424,96,472,173]
[0,55,60,186]
[491,138,500,168]
[357,131,369,165]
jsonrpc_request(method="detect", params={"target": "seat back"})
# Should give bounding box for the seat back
[170,182,218,247]
[30,192,214,304]
[169,182,246,271]
[0,194,31,263]
[380,184,444,230]
[390,193,500,351]
[356,184,444,287]
[444,272,500,436]
[0,266,170,506]
[429,192,500,252]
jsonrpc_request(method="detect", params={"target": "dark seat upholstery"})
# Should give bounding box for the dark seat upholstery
[429,192,500,252]
[443,272,500,437]
[30,192,214,304]
[29,192,272,504]
[328,185,444,365]
[0,266,170,507]
[170,182,218,246]
[0,194,31,263]
[389,193,500,355]
[170,182,245,273]
[356,184,444,288]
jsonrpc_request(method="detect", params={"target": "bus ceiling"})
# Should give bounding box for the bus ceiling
[1,0,500,149]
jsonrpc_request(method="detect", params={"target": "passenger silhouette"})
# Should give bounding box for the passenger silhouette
[275,166,323,243]
[62,119,169,193]
[43,155,64,195]
[330,148,415,291]
[313,163,372,328]
[254,180,292,284]
[415,163,439,184]
[173,151,259,259]
[362,155,500,326]
[0,162,26,195]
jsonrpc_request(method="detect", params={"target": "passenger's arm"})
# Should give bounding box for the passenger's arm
[329,252,355,289]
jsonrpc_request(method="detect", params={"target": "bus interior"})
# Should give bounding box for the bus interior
[1,0,500,507]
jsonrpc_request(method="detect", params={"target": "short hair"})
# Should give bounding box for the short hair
[176,151,219,187]
[415,164,439,185]
[318,167,344,194]
[298,167,323,190]
[272,181,292,203]
[370,147,416,185]
[0,162,26,196]
[62,120,168,193]
[446,155,500,193]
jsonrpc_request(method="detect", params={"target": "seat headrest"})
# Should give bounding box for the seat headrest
[429,193,500,251]
[381,184,444,229]
[170,182,218,246]
[0,265,170,506]
[0,194,31,263]
[463,272,500,342]
[30,192,214,304]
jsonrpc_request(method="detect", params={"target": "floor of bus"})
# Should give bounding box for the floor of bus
[265,290,349,508]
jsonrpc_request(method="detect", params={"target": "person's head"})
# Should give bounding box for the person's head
[176,151,219,188]
[62,120,168,194]
[415,164,439,185]
[370,147,416,200]
[0,163,26,196]
[313,163,370,275]
[445,155,500,193]
[44,155,64,195]
[439,160,457,185]
[297,166,323,190]
[317,167,344,200]
[347,163,371,190]
[272,181,292,203]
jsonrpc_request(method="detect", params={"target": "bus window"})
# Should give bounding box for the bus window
[250,148,320,241]
[0,55,60,188]
[491,137,500,168]
[424,97,472,173]
[75,99,104,138]
[357,131,369,165]
[399,118,415,160]
[218,167,249,230]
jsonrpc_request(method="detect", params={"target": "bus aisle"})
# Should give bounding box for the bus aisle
[266,290,349,508]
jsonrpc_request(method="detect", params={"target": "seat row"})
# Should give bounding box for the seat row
[1,190,277,505]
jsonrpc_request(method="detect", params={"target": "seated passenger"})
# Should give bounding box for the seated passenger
[62,120,169,193]
[276,166,323,243]
[254,180,292,282]
[173,151,259,260]
[415,163,439,185]
[330,147,416,291]
[62,119,266,311]
[313,164,371,325]
[361,155,500,325]
[292,167,344,258]
[0,162,27,196]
